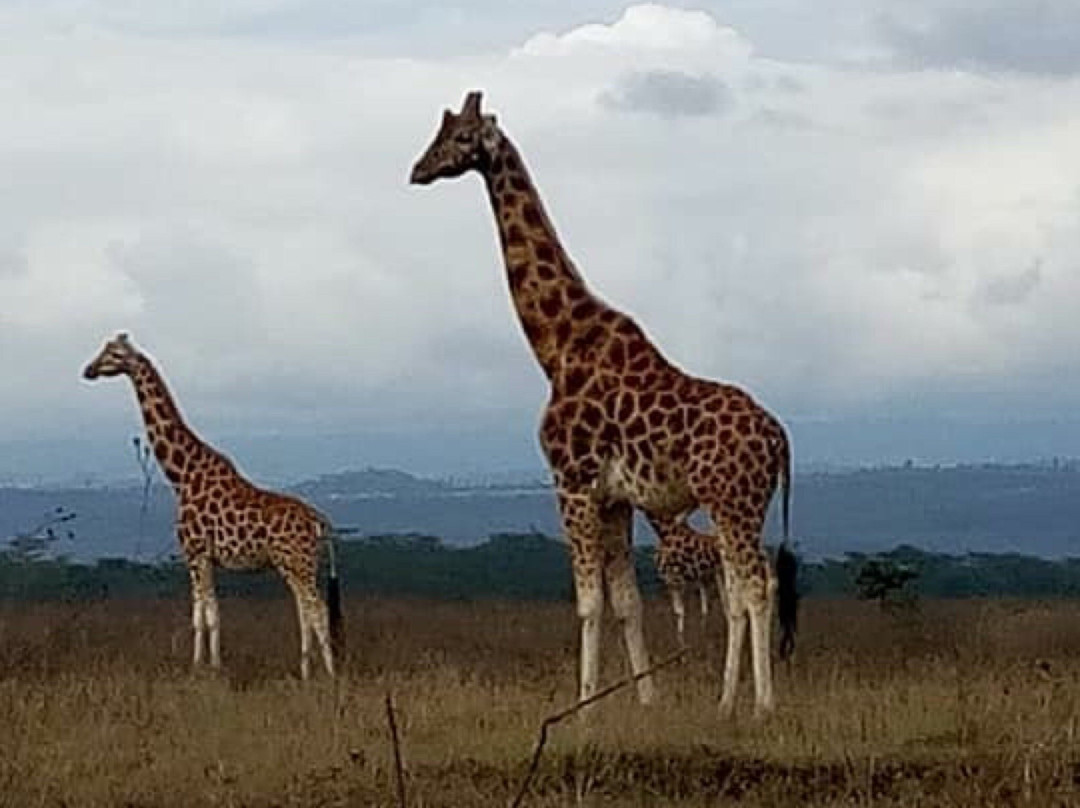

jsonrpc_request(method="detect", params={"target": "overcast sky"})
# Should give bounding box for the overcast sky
[1,1,1079,482]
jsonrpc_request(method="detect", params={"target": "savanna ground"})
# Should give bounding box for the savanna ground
[2,595,1080,807]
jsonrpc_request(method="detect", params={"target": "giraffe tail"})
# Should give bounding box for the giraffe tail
[323,524,346,660]
[775,425,798,660]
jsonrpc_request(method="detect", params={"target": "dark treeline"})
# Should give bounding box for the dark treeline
[4,533,1080,603]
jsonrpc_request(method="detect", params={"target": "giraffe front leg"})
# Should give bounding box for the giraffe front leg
[205,592,221,669]
[191,594,205,667]
[559,489,606,706]
[188,557,215,669]
[606,548,655,706]
[575,568,604,705]
[599,501,655,705]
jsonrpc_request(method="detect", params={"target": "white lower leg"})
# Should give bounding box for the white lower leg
[720,612,747,716]
[719,582,747,717]
[191,597,205,667]
[610,566,655,705]
[671,589,687,647]
[749,604,775,716]
[577,585,604,703]
[296,605,312,681]
[313,602,335,677]
[205,597,221,669]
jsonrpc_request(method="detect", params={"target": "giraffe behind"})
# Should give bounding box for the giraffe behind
[652,518,721,645]
[83,333,344,679]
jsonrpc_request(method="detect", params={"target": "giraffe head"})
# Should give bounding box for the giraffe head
[83,332,139,380]
[410,91,501,185]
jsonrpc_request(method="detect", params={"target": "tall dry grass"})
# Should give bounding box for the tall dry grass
[1,596,1079,806]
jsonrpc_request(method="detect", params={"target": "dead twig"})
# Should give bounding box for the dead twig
[385,692,407,808]
[509,647,689,808]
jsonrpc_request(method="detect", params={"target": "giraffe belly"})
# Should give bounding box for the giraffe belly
[595,456,695,516]
[211,533,270,570]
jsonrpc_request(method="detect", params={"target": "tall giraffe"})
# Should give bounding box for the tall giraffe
[82,333,344,679]
[411,92,795,716]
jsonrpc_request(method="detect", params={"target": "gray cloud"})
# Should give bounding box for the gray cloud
[744,107,815,131]
[0,2,1079,482]
[975,259,1043,307]
[880,2,1080,75]
[598,70,732,118]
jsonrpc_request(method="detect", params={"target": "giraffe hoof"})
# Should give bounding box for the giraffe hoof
[638,680,657,706]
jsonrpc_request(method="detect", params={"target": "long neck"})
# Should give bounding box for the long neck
[481,134,608,378]
[126,355,207,486]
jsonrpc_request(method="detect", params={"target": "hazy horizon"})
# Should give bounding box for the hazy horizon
[4,415,1079,487]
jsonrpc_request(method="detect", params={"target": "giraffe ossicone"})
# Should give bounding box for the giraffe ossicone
[412,91,797,716]
[82,333,344,680]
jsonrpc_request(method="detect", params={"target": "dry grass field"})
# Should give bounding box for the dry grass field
[2,595,1080,807]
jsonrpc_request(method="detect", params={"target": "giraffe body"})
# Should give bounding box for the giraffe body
[412,93,797,715]
[83,334,343,679]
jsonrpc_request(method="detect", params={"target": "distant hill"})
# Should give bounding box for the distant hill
[291,467,453,498]
[1,462,1078,561]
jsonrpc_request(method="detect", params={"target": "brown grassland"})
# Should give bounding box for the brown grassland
[2,595,1080,807]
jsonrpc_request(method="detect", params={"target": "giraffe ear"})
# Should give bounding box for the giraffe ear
[461,90,483,119]
[441,109,454,126]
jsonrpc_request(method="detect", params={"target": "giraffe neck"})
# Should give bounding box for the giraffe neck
[481,133,612,378]
[126,355,210,487]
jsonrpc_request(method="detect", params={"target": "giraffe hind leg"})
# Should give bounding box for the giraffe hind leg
[670,586,687,647]
[288,584,314,681]
[749,556,777,716]
[287,575,336,680]
[712,525,775,718]
[310,596,335,677]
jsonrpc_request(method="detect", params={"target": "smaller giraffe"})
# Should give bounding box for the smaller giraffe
[83,333,344,679]
[652,517,721,646]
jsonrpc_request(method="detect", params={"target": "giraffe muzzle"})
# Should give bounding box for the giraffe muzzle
[409,162,436,185]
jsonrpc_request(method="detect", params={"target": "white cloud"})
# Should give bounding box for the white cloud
[518,4,751,61]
